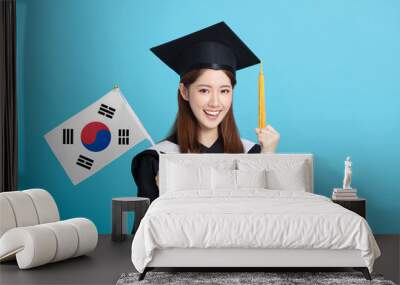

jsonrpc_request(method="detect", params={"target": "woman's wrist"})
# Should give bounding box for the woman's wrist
[261,145,277,154]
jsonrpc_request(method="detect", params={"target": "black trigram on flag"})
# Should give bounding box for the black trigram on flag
[76,155,94,170]
[63,128,74,144]
[118,129,129,145]
[98,104,116,119]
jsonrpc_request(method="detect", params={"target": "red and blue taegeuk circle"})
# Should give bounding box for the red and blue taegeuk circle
[80,121,111,152]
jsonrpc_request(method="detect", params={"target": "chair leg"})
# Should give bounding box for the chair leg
[354,267,372,280]
[138,268,148,281]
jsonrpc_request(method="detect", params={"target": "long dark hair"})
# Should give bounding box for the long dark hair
[166,69,244,153]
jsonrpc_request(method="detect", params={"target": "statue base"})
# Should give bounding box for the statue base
[334,188,357,192]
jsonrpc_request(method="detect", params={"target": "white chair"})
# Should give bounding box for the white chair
[0,189,98,269]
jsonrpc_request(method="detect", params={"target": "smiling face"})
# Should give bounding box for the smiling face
[179,69,233,131]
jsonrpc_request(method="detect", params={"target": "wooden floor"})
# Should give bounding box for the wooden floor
[374,235,400,284]
[0,235,134,285]
[0,235,399,285]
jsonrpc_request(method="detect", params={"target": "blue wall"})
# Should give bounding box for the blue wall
[17,0,400,234]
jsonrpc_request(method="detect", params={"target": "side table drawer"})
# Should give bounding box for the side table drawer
[332,199,366,219]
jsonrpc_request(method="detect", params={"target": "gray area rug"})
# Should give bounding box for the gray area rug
[116,271,396,285]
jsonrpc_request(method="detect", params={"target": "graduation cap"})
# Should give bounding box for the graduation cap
[150,22,260,77]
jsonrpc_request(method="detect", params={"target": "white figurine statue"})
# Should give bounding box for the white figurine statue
[342,156,352,189]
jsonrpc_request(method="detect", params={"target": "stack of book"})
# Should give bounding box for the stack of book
[332,188,358,200]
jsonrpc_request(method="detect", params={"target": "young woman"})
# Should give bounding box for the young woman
[131,22,280,202]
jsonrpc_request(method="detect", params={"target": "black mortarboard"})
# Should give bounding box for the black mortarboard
[150,22,260,77]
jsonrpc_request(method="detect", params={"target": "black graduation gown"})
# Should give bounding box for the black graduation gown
[131,136,261,203]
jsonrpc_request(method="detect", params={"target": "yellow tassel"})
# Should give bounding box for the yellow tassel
[258,62,266,129]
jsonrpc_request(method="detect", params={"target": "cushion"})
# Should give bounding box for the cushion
[212,168,236,190]
[63,218,98,257]
[211,168,268,190]
[265,163,307,191]
[236,169,268,189]
[0,196,17,237]
[0,189,60,238]
[166,162,212,191]
[237,159,309,191]
[0,191,39,227]
[23,189,59,224]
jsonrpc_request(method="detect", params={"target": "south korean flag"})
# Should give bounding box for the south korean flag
[45,86,154,185]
